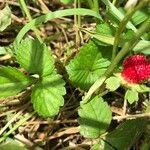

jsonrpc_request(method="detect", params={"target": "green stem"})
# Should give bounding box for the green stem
[83,17,150,103]
[111,0,149,60]
[105,17,150,78]
[19,0,42,42]
[0,112,35,143]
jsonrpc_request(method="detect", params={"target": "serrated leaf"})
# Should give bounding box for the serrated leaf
[105,76,121,91]
[16,38,55,76]
[0,6,11,31]
[66,41,110,90]
[125,89,139,104]
[0,67,33,98]
[104,119,147,150]
[31,73,66,117]
[79,96,112,138]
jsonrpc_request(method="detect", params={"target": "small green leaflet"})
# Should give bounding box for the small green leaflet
[125,89,139,104]
[104,119,147,149]
[105,76,121,91]
[79,96,112,138]
[66,41,110,90]
[16,38,55,77]
[0,66,33,98]
[31,74,66,117]
[0,6,11,31]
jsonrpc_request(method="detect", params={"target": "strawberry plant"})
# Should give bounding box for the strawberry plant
[0,0,150,149]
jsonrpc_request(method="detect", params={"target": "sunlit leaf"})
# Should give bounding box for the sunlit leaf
[79,96,112,138]
[0,66,33,98]
[31,73,66,117]
[66,41,110,90]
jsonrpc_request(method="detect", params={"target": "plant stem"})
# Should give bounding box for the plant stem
[83,17,150,103]
[105,17,150,78]
[111,0,148,60]
[19,0,42,42]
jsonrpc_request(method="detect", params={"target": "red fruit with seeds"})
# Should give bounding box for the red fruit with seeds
[121,55,150,84]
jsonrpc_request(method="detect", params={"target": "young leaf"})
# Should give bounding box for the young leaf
[104,119,147,150]
[31,73,66,117]
[66,41,110,90]
[105,76,121,91]
[0,6,11,31]
[79,96,112,138]
[16,38,55,77]
[0,66,33,98]
[125,89,139,104]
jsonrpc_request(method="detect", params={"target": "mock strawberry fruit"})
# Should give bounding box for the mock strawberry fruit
[121,55,150,84]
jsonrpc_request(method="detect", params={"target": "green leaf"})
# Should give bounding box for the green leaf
[66,41,110,90]
[16,38,55,76]
[15,8,102,44]
[131,84,150,93]
[79,96,112,138]
[105,76,121,91]
[31,73,66,117]
[95,22,116,46]
[0,66,33,98]
[0,138,27,150]
[104,119,147,150]
[0,6,11,31]
[60,0,73,4]
[102,0,137,31]
[125,89,139,104]
[131,9,149,26]
[0,47,7,55]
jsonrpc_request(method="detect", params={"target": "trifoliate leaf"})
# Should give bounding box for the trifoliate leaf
[31,73,66,117]
[66,41,110,90]
[105,76,121,91]
[104,119,147,150]
[0,6,11,31]
[0,66,33,98]
[79,96,112,138]
[125,89,139,104]
[16,38,55,76]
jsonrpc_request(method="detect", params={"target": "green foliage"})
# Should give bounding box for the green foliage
[0,66,33,98]
[0,6,11,31]
[60,0,73,4]
[66,41,110,90]
[0,138,27,150]
[125,89,139,104]
[104,119,147,149]
[31,74,66,117]
[105,76,121,91]
[79,96,112,138]
[16,38,55,76]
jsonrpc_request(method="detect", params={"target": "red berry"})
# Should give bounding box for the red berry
[121,55,150,84]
